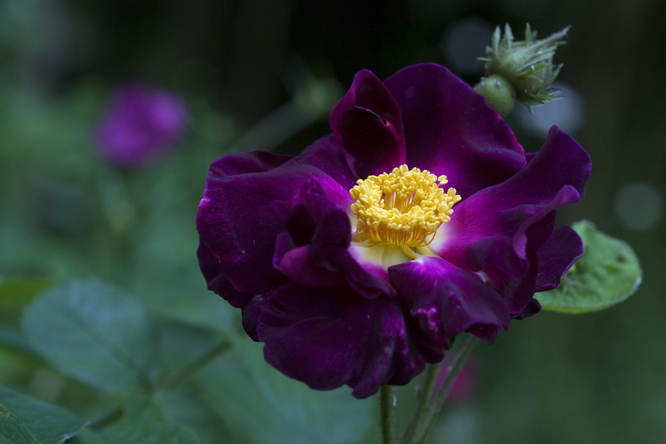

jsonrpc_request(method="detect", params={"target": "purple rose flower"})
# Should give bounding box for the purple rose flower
[196,63,590,398]
[96,83,187,167]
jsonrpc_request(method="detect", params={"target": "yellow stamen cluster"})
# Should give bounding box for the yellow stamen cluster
[349,165,461,247]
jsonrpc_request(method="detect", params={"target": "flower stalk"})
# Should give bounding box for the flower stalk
[400,334,480,444]
[159,339,232,388]
[381,385,398,444]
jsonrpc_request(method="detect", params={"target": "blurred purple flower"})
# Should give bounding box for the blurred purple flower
[435,360,477,405]
[96,83,187,167]
[196,63,590,398]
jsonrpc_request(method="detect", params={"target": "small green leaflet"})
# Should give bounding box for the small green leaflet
[536,220,641,314]
[0,406,36,444]
[0,385,87,444]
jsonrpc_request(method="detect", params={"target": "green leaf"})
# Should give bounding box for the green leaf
[101,424,198,444]
[0,384,87,444]
[0,406,37,444]
[22,279,158,393]
[536,220,642,314]
[198,335,372,444]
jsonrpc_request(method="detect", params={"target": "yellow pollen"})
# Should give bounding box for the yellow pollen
[349,164,461,247]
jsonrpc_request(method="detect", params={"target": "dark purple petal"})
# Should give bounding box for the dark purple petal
[291,135,358,190]
[269,178,338,246]
[383,64,525,198]
[96,83,187,167]
[197,240,253,308]
[389,256,511,350]
[525,209,557,251]
[329,70,406,178]
[310,211,397,298]
[273,234,345,287]
[313,245,397,299]
[242,294,270,341]
[535,224,584,291]
[310,210,395,298]
[434,126,590,275]
[209,150,293,177]
[482,246,539,313]
[257,283,425,398]
[197,155,348,295]
[512,298,542,320]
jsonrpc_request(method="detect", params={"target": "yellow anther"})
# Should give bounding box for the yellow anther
[349,165,461,248]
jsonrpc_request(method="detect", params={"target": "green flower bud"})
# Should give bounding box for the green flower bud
[473,74,516,117]
[476,23,569,114]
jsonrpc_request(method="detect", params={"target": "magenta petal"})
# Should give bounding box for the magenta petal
[535,225,584,291]
[389,257,511,348]
[383,64,525,198]
[329,70,406,178]
[436,126,590,273]
[257,283,425,398]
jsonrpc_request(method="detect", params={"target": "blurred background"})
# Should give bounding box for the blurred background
[1,0,665,443]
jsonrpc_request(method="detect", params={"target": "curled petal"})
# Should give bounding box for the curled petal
[257,283,425,398]
[389,256,511,350]
[512,298,542,320]
[535,224,584,292]
[197,154,347,295]
[384,63,525,197]
[273,234,345,288]
[330,70,406,178]
[483,246,539,313]
[270,181,393,297]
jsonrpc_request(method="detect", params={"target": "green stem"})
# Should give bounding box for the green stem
[400,362,442,443]
[401,334,480,444]
[89,406,123,430]
[160,340,232,388]
[90,340,232,431]
[380,385,397,444]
